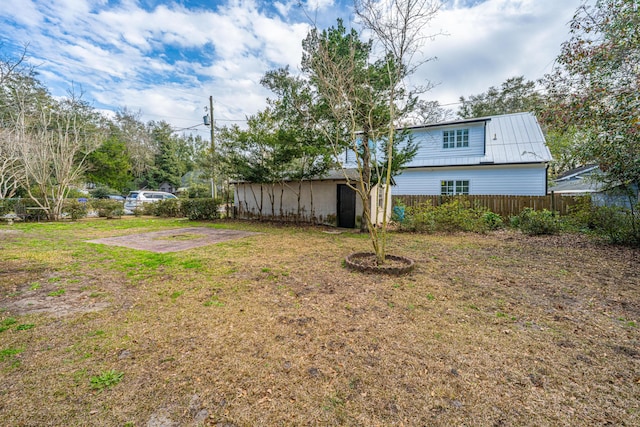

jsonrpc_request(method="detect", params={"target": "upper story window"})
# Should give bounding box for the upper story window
[443,129,469,149]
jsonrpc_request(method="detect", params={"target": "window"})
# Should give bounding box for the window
[443,129,469,148]
[441,180,469,195]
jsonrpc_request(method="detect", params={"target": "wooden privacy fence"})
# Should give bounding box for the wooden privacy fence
[392,193,585,217]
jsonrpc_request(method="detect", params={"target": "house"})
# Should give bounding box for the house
[233,169,392,228]
[551,165,639,208]
[234,112,551,227]
[158,181,177,194]
[392,112,552,196]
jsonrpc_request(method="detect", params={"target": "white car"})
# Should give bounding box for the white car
[124,190,177,213]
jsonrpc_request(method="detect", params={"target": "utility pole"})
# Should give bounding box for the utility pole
[206,95,217,199]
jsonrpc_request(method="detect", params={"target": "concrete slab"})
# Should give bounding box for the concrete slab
[87,227,261,253]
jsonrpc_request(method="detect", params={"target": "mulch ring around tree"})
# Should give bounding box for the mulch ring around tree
[345,252,415,275]
[87,227,261,253]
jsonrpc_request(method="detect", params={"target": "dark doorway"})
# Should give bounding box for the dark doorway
[337,184,356,228]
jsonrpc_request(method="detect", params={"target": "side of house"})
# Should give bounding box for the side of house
[552,165,639,208]
[234,112,552,227]
[393,112,552,196]
[234,169,392,228]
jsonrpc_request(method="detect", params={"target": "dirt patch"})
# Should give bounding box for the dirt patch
[86,227,261,253]
[3,287,111,318]
[0,268,127,317]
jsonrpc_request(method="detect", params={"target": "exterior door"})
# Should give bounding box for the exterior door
[337,184,356,228]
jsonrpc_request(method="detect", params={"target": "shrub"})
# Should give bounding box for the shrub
[90,199,123,218]
[565,195,593,230]
[0,199,18,216]
[185,183,212,199]
[153,199,184,218]
[591,206,637,244]
[182,198,220,220]
[569,201,640,246]
[515,208,561,235]
[399,200,436,233]
[482,211,504,230]
[399,198,499,233]
[65,188,87,199]
[140,202,159,216]
[63,199,88,220]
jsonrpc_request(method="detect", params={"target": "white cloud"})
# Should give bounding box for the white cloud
[0,0,317,127]
[0,0,583,129]
[415,0,581,107]
[274,1,295,17]
[306,0,335,11]
[0,0,43,27]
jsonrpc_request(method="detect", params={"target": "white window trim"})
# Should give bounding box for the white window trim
[443,129,469,149]
[440,180,470,195]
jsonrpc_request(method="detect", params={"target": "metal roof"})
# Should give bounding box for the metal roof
[550,165,602,194]
[407,112,552,167]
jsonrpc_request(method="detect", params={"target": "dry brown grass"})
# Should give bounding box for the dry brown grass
[0,218,638,426]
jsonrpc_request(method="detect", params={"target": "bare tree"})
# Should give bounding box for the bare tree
[17,89,104,219]
[113,108,156,178]
[400,99,454,126]
[0,45,31,198]
[0,128,23,198]
[0,44,29,86]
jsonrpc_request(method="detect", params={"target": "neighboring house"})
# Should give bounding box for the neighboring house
[234,169,391,228]
[392,112,552,196]
[551,165,639,208]
[158,182,177,194]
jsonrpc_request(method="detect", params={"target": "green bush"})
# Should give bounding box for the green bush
[65,188,87,199]
[591,206,638,244]
[568,200,640,246]
[182,198,220,220]
[185,183,212,199]
[399,198,499,233]
[137,199,217,219]
[482,211,504,230]
[0,199,19,216]
[139,202,158,216]
[90,199,123,218]
[561,196,594,232]
[63,199,88,220]
[399,200,436,233]
[153,199,184,218]
[514,208,561,235]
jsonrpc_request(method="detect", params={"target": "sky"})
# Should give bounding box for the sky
[0,0,583,138]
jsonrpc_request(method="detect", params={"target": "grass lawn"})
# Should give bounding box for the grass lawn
[0,217,638,426]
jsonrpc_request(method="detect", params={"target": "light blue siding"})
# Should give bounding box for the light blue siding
[393,164,548,196]
[341,113,551,196]
[404,123,485,167]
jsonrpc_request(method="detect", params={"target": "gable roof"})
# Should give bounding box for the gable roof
[407,112,552,167]
[555,164,599,181]
[551,165,603,193]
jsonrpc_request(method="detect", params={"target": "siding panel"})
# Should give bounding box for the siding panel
[393,164,548,196]
[405,123,485,167]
